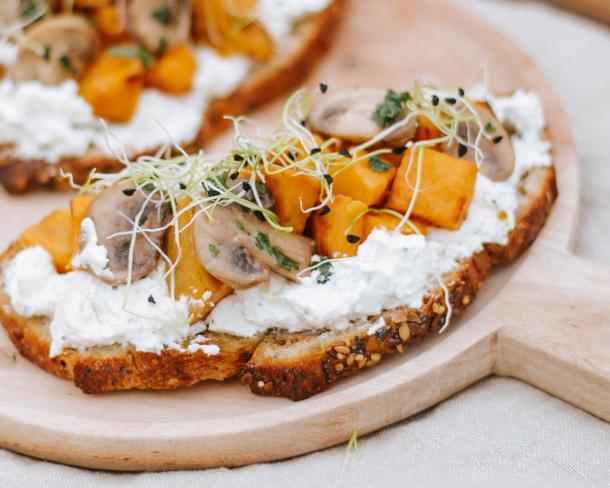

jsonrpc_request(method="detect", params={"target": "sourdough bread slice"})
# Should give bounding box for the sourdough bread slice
[0,0,343,194]
[0,166,556,397]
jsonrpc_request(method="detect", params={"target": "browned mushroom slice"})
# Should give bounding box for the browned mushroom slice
[443,102,515,181]
[127,0,191,53]
[307,88,417,147]
[85,182,170,285]
[12,14,99,85]
[192,204,313,289]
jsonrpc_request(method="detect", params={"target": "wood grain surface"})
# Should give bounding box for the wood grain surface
[0,0,605,472]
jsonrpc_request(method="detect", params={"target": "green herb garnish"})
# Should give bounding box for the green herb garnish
[314,257,333,284]
[108,45,155,68]
[368,155,393,173]
[371,89,411,127]
[484,122,496,134]
[42,45,51,61]
[59,54,75,72]
[152,7,173,25]
[21,0,38,18]
[235,219,245,231]
[255,232,299,272]
[209,243,220,257]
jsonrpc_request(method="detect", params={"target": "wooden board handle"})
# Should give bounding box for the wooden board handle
[491,249,610,420]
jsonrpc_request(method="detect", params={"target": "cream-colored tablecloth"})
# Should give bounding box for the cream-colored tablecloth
[1,1,609,486]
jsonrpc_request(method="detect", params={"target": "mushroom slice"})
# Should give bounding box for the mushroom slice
[12,14,99,85]
[85,182,170,285]
[307,87,417,147]
[127,0,191,53]
[229,178,275,209]
[443,102,515,181]
[192,204,314,289]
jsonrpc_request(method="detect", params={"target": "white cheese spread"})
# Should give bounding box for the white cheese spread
[71,217,114,280]
[2,90,552,355]
[256,0,332,40]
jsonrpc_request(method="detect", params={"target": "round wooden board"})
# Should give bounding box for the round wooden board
[1,0,609,471]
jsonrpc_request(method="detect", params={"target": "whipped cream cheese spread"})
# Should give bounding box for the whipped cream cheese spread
[2,90,551,355]
[71,217,113,280]
[0,1,329,162]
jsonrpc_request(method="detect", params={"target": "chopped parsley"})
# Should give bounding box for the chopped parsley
[21,0,38,18]
[255,232,299,272]
[484,122,496,134]
[42,45,51,61]
[234,219,245,231]
[368,155,392,173]
[59,54,75,72]
[313,257,333,284]
[152,7,173,25]
[371,89,411,127]
[108,46,154,68]
[208,243,220,257]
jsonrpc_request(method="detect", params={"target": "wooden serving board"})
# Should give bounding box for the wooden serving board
[0,0,608,471]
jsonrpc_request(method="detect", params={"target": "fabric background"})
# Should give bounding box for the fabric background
[1,0,609,486]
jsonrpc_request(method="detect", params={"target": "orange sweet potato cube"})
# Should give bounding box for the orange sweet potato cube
[166,200,232,320]
[146,44,197,95]
[331,153,397,206]
[70,196,94,263]
[79,49,146,122]
[415,115,443,142]
[387,147,478,230]
[311,195,368,258]
[20,209,73,272]
[362,213,427,241]
[264,169,320,235]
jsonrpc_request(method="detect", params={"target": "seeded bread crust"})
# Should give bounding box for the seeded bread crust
[0,166,556,397]
[0,0,343,194]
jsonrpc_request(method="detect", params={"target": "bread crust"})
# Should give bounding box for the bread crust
[0,0,343,194]
[0,166,557,397]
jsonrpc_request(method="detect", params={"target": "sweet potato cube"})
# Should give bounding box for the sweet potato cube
[362,213,427,241]
[264,169,320,234]
[311,195,368,258]
[146,44,197,94]
[70,196,94,263]
[79,49,146,122]
[20,209,73,273]
[166,200,232,320]
[94,6,127,41]
[331,153,397,206]
[415,115,443,142]
[387,147,478,230]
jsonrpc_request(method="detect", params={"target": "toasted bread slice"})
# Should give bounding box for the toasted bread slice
[0,0,343,194]
[0,165,556,397]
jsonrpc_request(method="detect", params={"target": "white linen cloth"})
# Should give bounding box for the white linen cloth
[1,0,609,486]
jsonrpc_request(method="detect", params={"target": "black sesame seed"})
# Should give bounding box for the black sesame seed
[319,205,331,216]
[310,147,321,155]
[431,95,440,106]
[287,152,296,161]
[148,295,156,305]
[339,149,352,158]
[458,143,468,158]
[319,83,328,93]
[242,181,251,191]
[346,234,360,244]
[254,210,265,222]
[230,172,238,180]
[122,188,136,196]
[323,174,333,185]
[179,182,186,190]
[234,154,244,161]
[458,87,465,97]
[392,146,407,155]
[492,135,504,144]
[207,189,220,197]
[445,97,457,105]
[300,119,307,127]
